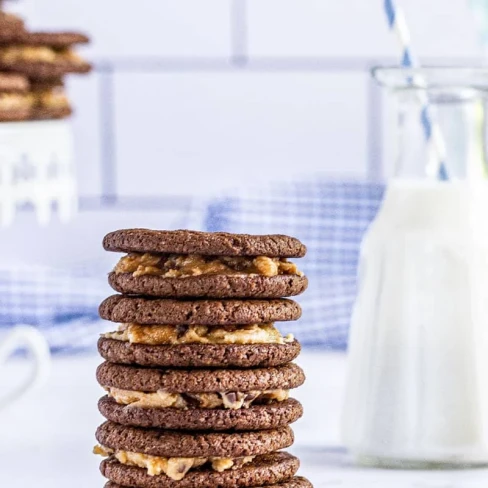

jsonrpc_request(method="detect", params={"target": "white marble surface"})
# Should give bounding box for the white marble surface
[1,351,488,487]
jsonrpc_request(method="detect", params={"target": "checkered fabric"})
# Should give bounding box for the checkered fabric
[0,264,109,326]
[0,264,111,354]
[205,180,385,347]
[0,179,385,353]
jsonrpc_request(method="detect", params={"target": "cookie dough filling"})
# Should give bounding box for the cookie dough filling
[114,253,303,278]
[94,445,254,480]
[32,87,70,109]
[0,46,85,64]
[103,323,294,345]
[106,387,290,410]
[0,93,32,110]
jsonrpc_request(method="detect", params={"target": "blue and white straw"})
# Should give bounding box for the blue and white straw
[384,0,448,180]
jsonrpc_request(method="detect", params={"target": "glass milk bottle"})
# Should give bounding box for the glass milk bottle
[342,67,488,468]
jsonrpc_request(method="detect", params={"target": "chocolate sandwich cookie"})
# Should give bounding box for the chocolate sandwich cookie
[29,78,72,120]
[104,229,307,257]
[95,228,311,485]
[98,321,300,368]
[104,476,313,488]
[96,362,304,431]
[98,395,303,431]
[0,73,32,121]
[100,452,299,488]
[0,31,91,79]
[95,421,294,458]
[97,335,301,368]
[99,295,302,325]
[95,422,295,484]
[18,32,90,47]
[110,272,309,299]
[97,362,305,393]
[105,230,307,298]
[109,271,308,299]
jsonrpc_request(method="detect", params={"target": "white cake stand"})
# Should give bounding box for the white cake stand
[0,120,77,226]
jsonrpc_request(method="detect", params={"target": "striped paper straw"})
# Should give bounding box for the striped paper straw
[384,0,448,180]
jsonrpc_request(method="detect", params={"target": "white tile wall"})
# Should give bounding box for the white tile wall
[247,0,482,59]
[21,0,232,58]
[15,0,485,202]
[114,71,369,197]
[66,75,103,198]
[3,0,486,258]
[248,0,396,58]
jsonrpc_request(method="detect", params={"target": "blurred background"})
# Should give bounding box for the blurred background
[3,0,486,351]
[2,1,488,486]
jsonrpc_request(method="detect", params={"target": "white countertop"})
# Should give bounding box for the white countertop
[1,351,487,488]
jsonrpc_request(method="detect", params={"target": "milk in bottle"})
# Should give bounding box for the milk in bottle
[343,67,488,467]
[343,180,488,466]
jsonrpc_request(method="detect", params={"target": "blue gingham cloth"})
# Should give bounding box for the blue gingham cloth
[0,179,385,353]
[206,180,385,347]
[0,264,112,354]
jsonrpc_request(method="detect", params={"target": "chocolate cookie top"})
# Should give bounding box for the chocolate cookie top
[101,452,299,488]
[2,60,91,79]
[99,396,303,432]
[96,362,305,393]
[108,273,308,299]
[104,476,312,488]
[30,104,72,121]
[0,73,28,92]
[98,337,301,368]
[30,77,64,90]
[19,32,90,46]
[96,421,294,457]
[99,295,302,325]
[0,12,26,42]
[0,11,24,28]
[103,229,306,257]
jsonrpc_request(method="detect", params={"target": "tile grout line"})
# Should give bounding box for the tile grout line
[87,56,480,72]
[231,0,249,65]
[99,65,117,203]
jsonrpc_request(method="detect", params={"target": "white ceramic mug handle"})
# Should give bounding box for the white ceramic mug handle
[0,325,51,410]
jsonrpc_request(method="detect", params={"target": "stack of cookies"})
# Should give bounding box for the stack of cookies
[95,229,313,488]
[0,10,90,121]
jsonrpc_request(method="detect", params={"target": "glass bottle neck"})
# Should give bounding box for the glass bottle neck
[392,88,488,181]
